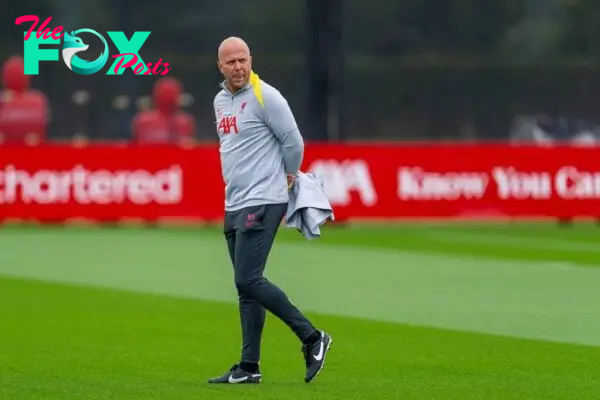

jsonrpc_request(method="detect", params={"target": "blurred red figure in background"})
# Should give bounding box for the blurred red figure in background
[132,77,196,146]
[0,56,49,146]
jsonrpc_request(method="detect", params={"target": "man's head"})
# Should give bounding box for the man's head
[153,77,182,114]
[217,37,252,92]
[2,56,30,93]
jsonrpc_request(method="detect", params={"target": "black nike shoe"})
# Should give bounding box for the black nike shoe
[207,364,262,384]
[302,330,332,383]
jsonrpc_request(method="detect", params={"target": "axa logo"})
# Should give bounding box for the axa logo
[15,15,171,76]
[218,116,239,135]
[307,159,378,207]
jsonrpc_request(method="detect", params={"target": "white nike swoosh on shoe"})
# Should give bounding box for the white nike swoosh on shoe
[228,375,249,383]
[313,340,325,361]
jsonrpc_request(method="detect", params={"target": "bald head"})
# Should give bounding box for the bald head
[218,37,250,61]
[217,37,252,92]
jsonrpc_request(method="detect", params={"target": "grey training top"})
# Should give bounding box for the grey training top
[213,73,304,211]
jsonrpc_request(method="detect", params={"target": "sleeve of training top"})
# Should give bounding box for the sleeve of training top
[263,89,304,175]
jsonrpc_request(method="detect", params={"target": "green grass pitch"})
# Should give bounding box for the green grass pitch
[0,222,599,399]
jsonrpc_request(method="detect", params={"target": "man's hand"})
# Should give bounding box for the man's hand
[287,173,296,189]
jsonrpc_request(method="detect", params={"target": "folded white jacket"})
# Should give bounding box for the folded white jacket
[285,171,335,240]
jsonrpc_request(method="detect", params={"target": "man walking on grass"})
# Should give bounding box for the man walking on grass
[207,36,332,384]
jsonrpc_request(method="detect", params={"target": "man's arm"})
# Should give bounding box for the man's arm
[263,90,304,175]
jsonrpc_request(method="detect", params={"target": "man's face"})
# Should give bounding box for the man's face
[218,50,252,91]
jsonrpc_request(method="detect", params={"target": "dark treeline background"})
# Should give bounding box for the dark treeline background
[3,0,600,141]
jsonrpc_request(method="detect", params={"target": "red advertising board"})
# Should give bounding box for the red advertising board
[303,143,600,220]
[0,143,599,222]
[0,145,223,222]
